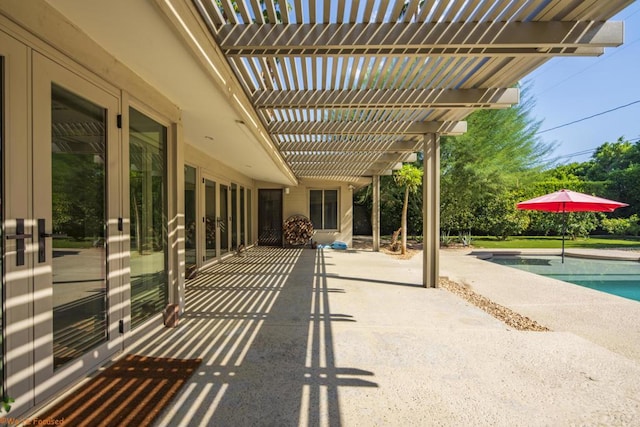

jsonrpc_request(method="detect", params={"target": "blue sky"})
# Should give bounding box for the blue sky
[524,3,640,164]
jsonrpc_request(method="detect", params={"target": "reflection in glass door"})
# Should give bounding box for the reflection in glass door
[184,166,197,277]
[50,84,108,368]
[247,189,252,245]
[240,186,245,247]
[220,184,229,254]
[231,183,238,251]
[129,108,168,328]
[204,179,217,261]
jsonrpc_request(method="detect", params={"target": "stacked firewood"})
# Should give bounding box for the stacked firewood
[283,215,314,246]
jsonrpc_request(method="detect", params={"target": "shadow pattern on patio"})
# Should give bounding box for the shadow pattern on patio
[130,247,377,426]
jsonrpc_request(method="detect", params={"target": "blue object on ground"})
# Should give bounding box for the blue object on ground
[331,241,348,250]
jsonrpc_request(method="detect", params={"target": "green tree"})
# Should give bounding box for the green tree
[542,137,637,223]
[586,138,636,181]
[440,82,554,238]
[584,138,640,218]
[478,189,530,240]
[52,153,104,241]
[601,214,640,236]
[356,169,424,236]
[394,164,423,254]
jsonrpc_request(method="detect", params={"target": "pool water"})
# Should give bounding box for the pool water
[488,255,640,302]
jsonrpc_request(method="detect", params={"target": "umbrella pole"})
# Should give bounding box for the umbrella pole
[561,204,566,263]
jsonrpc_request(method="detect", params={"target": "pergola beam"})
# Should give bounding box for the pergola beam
[287,152,413,163]
[280,140,420,153]
[270,120,466,136]
[255,88,519,109]
[228,47,606,57]
[293,158,402,175]
[218,21,623,55]
[298,168,394,177]
[406,121,467,135]
[297,172,393,181]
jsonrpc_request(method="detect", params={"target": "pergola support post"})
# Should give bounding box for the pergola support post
[372,175,380,251]
[423,133,440,288]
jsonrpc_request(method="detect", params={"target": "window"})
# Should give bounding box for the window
[310,189,338,230]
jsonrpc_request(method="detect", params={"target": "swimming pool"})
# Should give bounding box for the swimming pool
[488,255,640,302]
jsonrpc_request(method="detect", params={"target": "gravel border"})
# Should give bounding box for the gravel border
[439,277,550,332]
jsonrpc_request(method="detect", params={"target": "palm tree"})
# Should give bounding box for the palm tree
[394,164,423,254]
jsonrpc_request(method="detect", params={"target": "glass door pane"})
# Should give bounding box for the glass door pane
[129,108,168,328]
[247,189,252,245]
[240,186,245,247]
[184,165,197,276]
[220,184,229,254]
[231,183,238,251]
[204,179,217,261]
[51,84,108,368]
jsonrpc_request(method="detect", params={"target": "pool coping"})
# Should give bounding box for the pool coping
[470,248,640,262]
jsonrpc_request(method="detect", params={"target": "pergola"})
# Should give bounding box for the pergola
[161,0,629,286]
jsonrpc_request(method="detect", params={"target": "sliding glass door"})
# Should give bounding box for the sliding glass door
[204,178,217,262]
[220,184,229,254]
[184,165,197,276]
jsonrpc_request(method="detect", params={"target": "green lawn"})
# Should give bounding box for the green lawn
[471,235,640,250]
[52,237,98,249]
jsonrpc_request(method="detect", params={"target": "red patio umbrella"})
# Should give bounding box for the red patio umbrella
[517,189,628,262]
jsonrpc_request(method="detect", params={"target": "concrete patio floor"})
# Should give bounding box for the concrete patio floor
[126,247,640,426]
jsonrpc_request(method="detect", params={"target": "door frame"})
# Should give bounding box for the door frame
[31,52,125,404]
[201,174,219,267]
[1,29,33,414]
[184,163,199,277]
[218,181,232,257]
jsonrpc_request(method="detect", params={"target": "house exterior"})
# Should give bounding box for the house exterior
[0,0,630,418]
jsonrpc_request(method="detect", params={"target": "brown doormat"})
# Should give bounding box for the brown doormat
[35,354,202,427]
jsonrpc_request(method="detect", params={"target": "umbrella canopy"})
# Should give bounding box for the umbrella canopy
[516,189,628,213]
[517,189,628,262]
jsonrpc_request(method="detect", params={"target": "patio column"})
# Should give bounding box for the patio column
[423,133,440,288]
[172,121,186,312]
[372,175,380,251]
